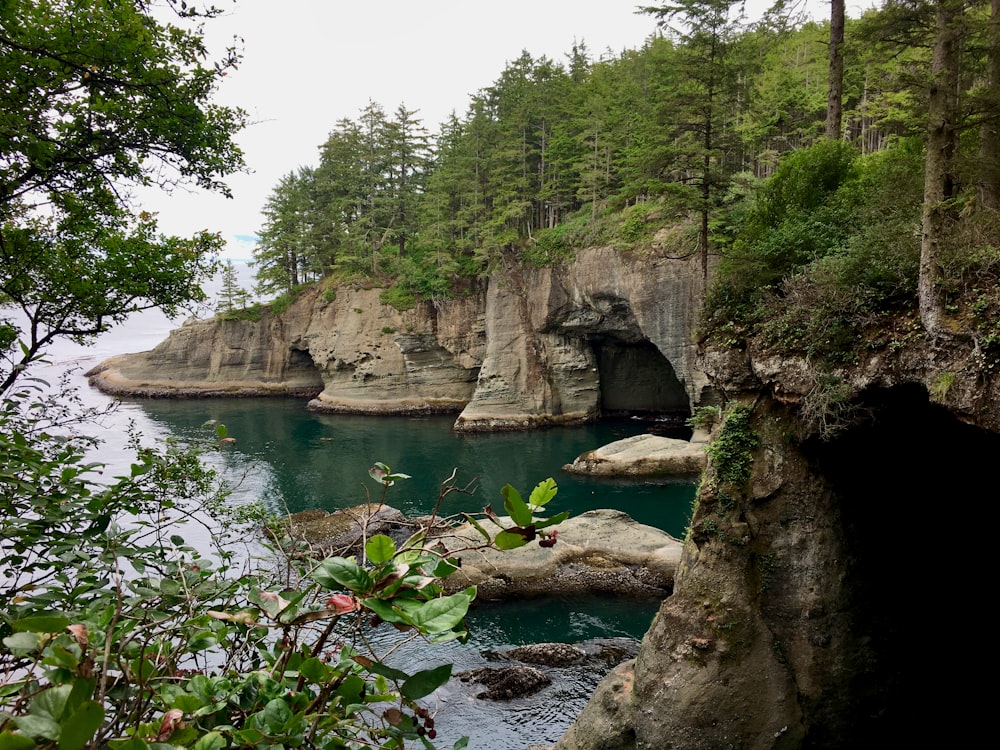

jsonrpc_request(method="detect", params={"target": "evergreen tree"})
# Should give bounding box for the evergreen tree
[642,0,752,279]
[253,167,315,296]
[216,259,251,313]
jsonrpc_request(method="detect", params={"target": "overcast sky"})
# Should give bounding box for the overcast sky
[141,0,837,260]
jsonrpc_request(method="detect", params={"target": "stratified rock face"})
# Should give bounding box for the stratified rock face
[85,307,325,398]
[304,287,485,414]
[87,285,486,411]
[87,247,710,426]
[454,246,706,431]
[556,348,1000,749]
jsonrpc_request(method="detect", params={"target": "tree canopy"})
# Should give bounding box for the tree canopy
[0,0,247,391]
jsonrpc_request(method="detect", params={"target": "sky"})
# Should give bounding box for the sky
[140,0,837,260]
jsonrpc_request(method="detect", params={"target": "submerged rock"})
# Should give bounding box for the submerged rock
[486,643,588,667]
[457,665,553,701]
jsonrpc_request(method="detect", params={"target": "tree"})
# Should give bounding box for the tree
[0,0,246,392]
[977,0,1000,209]
[383,104,431,257]
[641,0,750,280]
[918,0,967,335]
[253,167,316,296]
[827,0,847,139]
[216,260,252,313]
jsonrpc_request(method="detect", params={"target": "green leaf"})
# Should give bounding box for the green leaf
[108,739,150,750]
[500,484,533,527]
[451,737,470,750]
[57,701,104,750]
[404,587,475,634]
[12,715,59,742]
[297,657,331,685]
[313,557,372,593]
[214,424,228,440]
[168,693,204,713]
[192,731,226,750]
[31,685,71,721]
[528,477,558,508]
[262,698,292,733]
[3,632,40,653]
[461,514,492,542]
[362,597,408,625]
[534,511,570,530]
[11,614,71,633]
[494,530,529,550]
[334,675,365,703]
[353,657,409,683]
[0,730,37,750]
[401,664,452,700]
[431,558,459,578]
[365,534,396,564]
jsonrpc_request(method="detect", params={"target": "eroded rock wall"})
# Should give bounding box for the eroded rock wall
[88,246,709,425]
[454,246,707,430]
[555,336,1000,749]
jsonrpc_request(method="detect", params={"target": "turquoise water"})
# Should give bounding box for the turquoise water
[27,281,694,749]
[135,398,696,539]
[127,397,689,749]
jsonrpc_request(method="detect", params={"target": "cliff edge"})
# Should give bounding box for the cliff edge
[87,245,711,429]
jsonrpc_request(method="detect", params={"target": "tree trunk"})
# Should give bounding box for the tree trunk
[826,0,845,140]
[979,0,1000,210]
[919,0,964,336]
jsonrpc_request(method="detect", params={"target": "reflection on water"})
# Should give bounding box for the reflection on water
[134,398,696,538]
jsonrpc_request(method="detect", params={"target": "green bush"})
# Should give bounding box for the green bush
[0,390,568,750]
[703,139,925,361]
[706,404,759,490]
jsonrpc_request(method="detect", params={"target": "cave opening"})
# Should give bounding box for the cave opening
[802,383,995,745]
[592,339,690,430]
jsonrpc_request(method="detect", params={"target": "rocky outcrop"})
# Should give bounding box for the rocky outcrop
[453,246,706,431]
[438,509,683,600]
[276,504,411,557]
[562,432,709,477]
[87,246,710,428]
[457,665,552,701]
[87,285,484,412]
[279,506,683,602]
[553,332,1000,749]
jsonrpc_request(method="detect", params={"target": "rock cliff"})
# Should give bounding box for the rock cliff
[87,246,710,428]
[553,330,1000,749]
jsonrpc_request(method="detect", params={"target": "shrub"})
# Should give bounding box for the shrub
[0,392,568,750]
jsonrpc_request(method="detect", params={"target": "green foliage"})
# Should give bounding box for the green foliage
[0,0,245,391]
[218,304,263,323]
[706,404,759,490]
[686,405,721,432]
[618,202,659,244]
[703,140,925,361]
[215,261,252,314]
[379,286,416,312]
[1,396,569,749]
[267,284,310,316]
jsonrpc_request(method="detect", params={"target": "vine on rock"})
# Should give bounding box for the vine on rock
[706,404,759,491]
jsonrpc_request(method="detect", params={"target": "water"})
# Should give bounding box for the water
[135,398,695,538]
[9,264,694,749]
